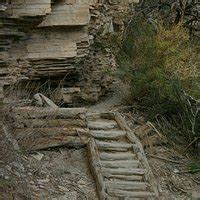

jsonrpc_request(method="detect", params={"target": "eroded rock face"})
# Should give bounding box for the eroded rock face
[0,0,137,104]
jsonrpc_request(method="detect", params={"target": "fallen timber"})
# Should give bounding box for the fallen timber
[7,106,159,199]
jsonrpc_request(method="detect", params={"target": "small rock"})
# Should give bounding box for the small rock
[37,178,50,184]
[58,185,69,192]
[173,169,179,173]
[4,175,9,180]
[31,152,44,161]
[77,179,86,188]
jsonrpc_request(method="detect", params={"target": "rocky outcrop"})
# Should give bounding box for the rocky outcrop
[0,0,138,104]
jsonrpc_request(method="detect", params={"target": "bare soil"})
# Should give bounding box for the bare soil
[25,148,98,200]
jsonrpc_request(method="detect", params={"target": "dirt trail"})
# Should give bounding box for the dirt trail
[88,83,125,113]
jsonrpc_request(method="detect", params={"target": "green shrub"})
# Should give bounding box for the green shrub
[116,17,199,150]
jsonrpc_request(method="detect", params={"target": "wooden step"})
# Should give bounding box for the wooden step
[90,130,126,139]
[96,140,132,151]
[102,168,146,176]
[13,107,86,119]
[101,160,140,168]
[105,181,149,191]
[100,152,136,161]
[87,112,159,199]
[88,120,118,130]
[107,189,156,198]
[104,174,143,181]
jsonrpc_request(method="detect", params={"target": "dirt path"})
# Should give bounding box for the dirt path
[88,83,125,113]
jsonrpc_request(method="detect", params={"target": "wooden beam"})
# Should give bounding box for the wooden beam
[87,138,107,200]
[12,107,86,119]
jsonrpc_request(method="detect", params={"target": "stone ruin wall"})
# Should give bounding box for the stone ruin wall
[0,0,138,105]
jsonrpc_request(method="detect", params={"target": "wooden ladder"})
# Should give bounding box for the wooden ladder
[87,112,159,200]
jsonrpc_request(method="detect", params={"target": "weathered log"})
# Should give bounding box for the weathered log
[13,127,89,140]
[103,174,143,181]
[33,93,58,108]
[19,135,88,151]
[137,151,159,198]
[99,152,136,161]
[101,160,140,168]
[14,119,87,128]
[102,168,146,176]
[96,140,132,151]
[107,189,156,198]
[86,112,114,120]
[87,138,107,200]
[12,107,86,119]
[86,113,102,120]
[88,120,118,130]
[114,112,145,153]
[105,181,149,191]
[100,112,115,120]
[114,112,159,198]
[90,130,126,139]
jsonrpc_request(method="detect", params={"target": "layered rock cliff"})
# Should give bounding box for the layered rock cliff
[0,0,138,105]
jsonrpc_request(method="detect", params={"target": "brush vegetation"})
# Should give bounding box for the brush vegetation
[115,17,199,151]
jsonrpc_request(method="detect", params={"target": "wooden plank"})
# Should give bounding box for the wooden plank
[13,127,89,140]
[88,138,107,200]
[102,168,146,176]
[96,140,132,151]
[107,189,156,198]
[101,160,140,168]
[114,112,159,198]
[88,120,118,130]
[137,151,159,198]
[100,152,136,161]
[105,181,149,191]
[12,107,86,119]
[104,174,143,181]
[14,119,87,128]
[20,135,87,151]
[90,130,126,139]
